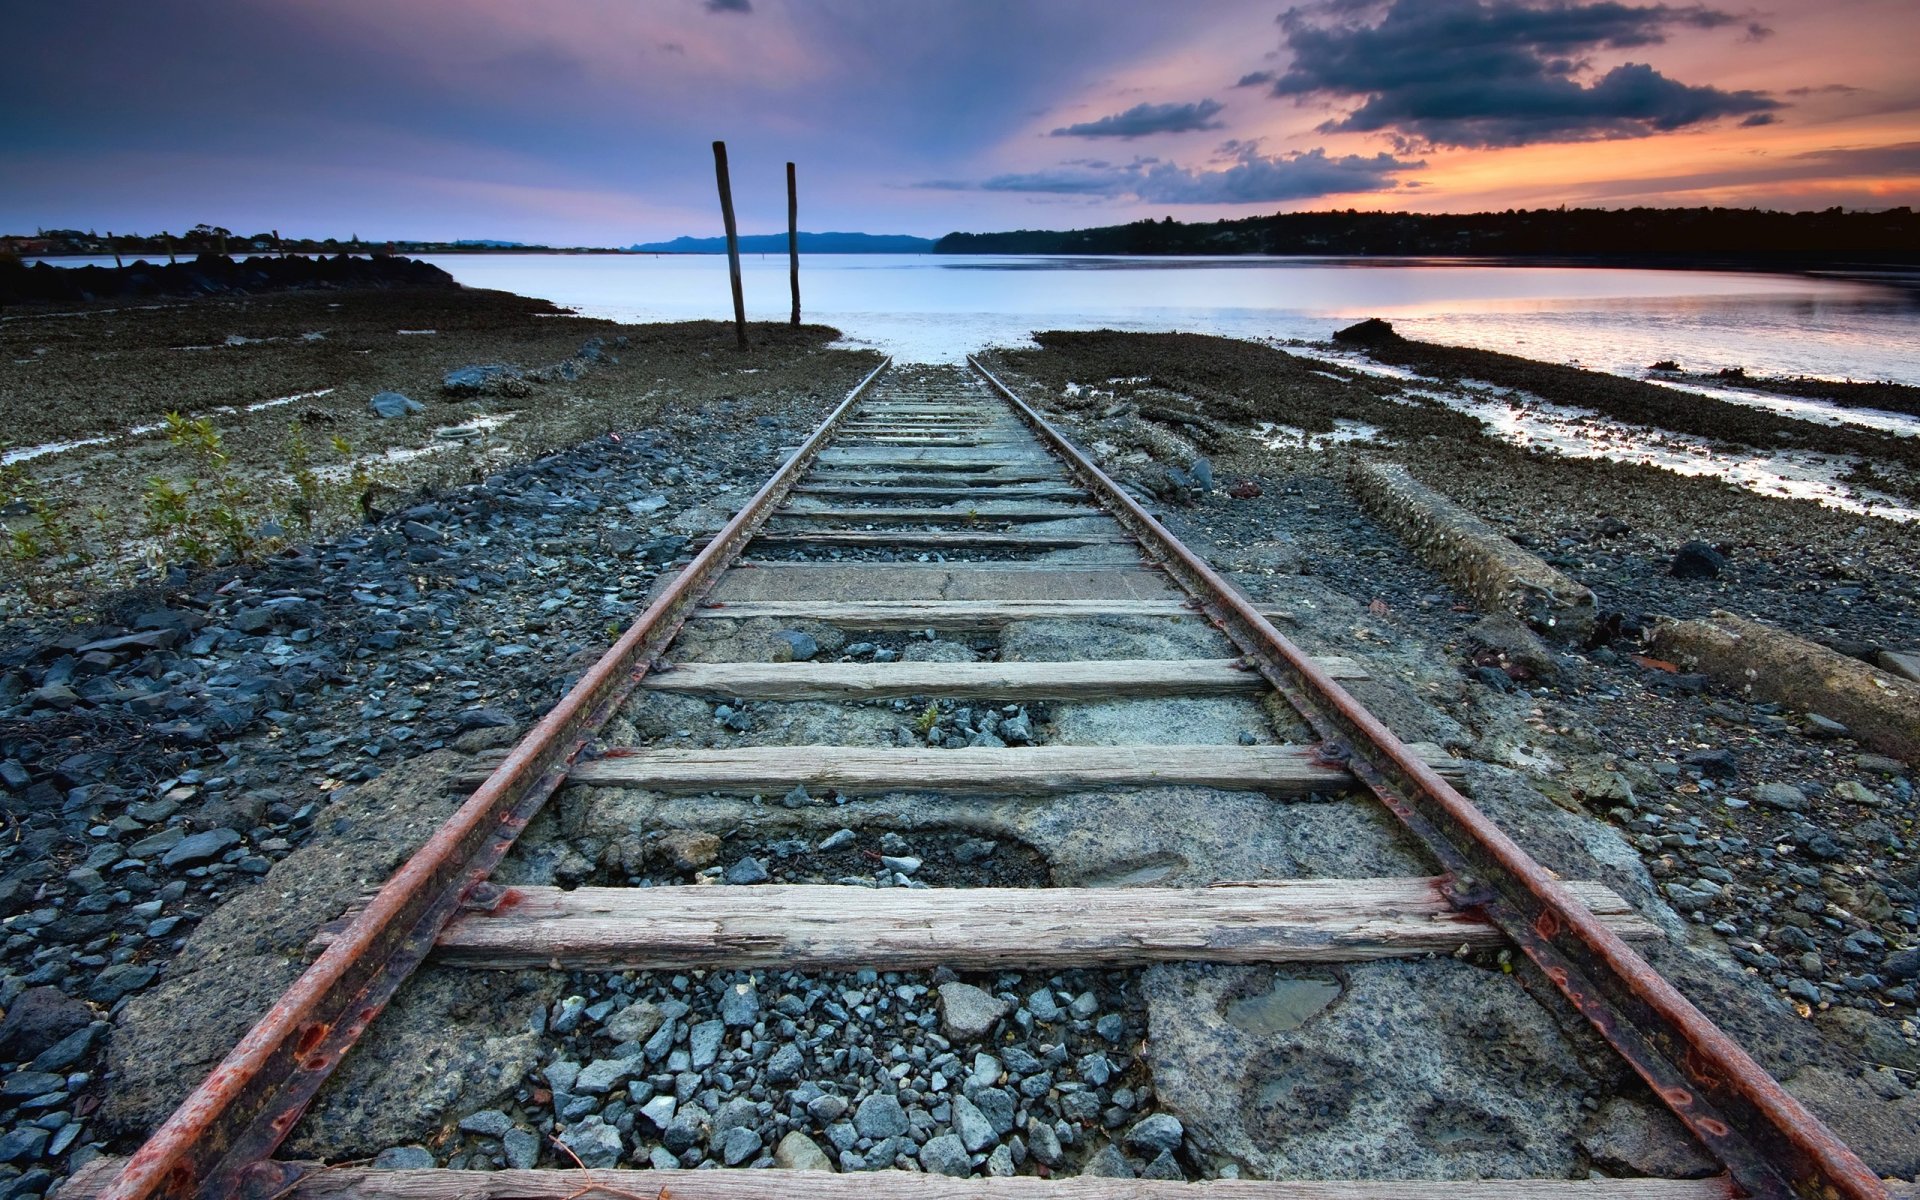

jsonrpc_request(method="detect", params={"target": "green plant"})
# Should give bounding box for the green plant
[1,447,85,566]
[913,700,941,736]
[331,435,379,520]
[143,412,266,567]
[285,422,323,534]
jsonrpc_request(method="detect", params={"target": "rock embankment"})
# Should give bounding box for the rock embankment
[0,254,456,307]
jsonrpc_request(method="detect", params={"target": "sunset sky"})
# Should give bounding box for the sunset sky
[6,0,1918,244]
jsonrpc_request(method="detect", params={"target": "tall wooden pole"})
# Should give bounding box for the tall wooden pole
[712,140,748,350]
[108,232,123,269]
[787,161,800,326]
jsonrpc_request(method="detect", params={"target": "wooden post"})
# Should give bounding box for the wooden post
[711,140,748,350]
[164,232,176,265]
[787,161,800,325]
[107,232,123,269]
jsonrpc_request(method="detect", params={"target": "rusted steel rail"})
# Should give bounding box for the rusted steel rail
[96,358,892,1200]
[967,355,1885,1200]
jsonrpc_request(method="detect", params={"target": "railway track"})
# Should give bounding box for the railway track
[69,361,1884,1200]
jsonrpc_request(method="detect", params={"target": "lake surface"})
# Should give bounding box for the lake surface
[403,252,1920,380]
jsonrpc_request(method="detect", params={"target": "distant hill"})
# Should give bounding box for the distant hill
[631,231,933,254]
[452,239,526,248]
[932,207,1920,266]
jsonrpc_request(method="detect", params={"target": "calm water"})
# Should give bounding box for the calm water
[400,252,1920,380]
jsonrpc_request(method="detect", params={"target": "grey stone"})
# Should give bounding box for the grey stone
[559,1116,624,1168]
[772,630,819,662]
[985,1144,1015,1176]
[129,827,186,859]
[1142,1149,1185,1180]
[1752,783,1809,812]
[30,1023,104,1073]
[724,857,769,885]
[663,1113,706,1153]
[720,982,760,1027]
[604,1001,663,1044]
[972,1087,1016,1135]
[936,981,1009,1040]
[639,1094,678,1131]
[853,1092,909,1139]
[719,1125,762,1166]
[765,1043,805,1083]
[503,1128,541,1170]
[371,1146,435,1170]
[1025,1118,1062,1165]
[1025,989,1063,1022]
[775,1130,835,1172]
[689,1018,726,1068]
[369,392,425,419]
[1125,1113,1184,1156]
[713,1097,759,1136]
[160,827,242,868]
[952,1093,995,1153]
[442,364,515,394]
[544,1061,580,1094]
[818,829,856,852]
[1083,1142,1136,1177]
[0,987,92,1060]
[807,1094,848,1123]
[918,1133,970,1178]
[575,1057,638,1095]
[0,1126,51,1164]
[457,1109,514,1139]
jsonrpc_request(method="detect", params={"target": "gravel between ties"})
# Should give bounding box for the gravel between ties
[419,965,1187,1181]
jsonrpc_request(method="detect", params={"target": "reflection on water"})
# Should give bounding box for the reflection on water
[1283,348,1919,523]
[402,253,1919,383]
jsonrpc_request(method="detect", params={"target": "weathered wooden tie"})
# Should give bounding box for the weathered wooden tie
[642,656,1365,702]
[315,877,1656,970]
[456,742,1463,794]
[692,598,1295,628]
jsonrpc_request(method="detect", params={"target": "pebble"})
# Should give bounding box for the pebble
[371,1146,434,1169]
[719,982,760,1027]
[723,857,770,885]
[1125,1112,1185,1155]
[818,829,856,852]
[853,1092,909,1138]
[1752,783,1809,812]
[936,981,1010,1039]
[559,1116,623,1168]
[918,1133,969,1177]
[775,1130,834,1172]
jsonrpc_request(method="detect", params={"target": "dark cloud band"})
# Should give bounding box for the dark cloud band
[1050,99,1227,139]
[1263,0,1781,147]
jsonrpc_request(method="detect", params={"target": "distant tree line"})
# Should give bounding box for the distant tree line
[931,207,1920,265]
